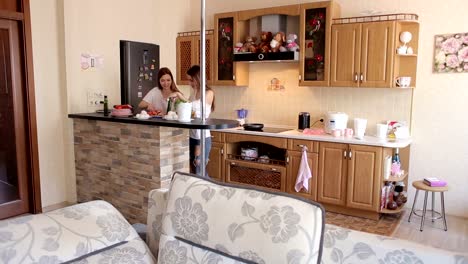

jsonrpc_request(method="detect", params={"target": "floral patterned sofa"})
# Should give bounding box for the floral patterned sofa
[147,172,468,264]
[0,200,155,264]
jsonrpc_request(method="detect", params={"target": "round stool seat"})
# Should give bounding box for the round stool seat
[412,180,449,192]
[409,180,448,232]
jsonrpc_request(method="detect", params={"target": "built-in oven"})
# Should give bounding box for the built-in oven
[224,133,288,192]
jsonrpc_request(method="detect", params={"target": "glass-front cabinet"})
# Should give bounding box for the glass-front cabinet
[299,1,339,86]
[213,12,249,86]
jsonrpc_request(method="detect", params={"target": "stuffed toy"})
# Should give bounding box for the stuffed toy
[257,31,273,53]
[270,32,286,52]
[240,36,257,53]
[286,33,299,52]
[234,42,243,53]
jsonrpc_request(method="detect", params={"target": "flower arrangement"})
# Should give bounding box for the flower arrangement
[434,32,468,73]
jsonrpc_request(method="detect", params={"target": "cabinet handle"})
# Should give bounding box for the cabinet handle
[299,75,302,81]
[233,75,236,81]
[348,150,352,160]
[286,156,290,164]
[221,148,224,155]
[230,162,236,166]
[354,73,358,82]
[360,73,364,82]
[344,150,347,158]
[271,168,277,171]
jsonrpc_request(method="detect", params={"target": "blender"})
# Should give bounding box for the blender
[235,108,248,126]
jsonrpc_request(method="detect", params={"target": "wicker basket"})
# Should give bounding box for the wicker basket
[228,164,282,190]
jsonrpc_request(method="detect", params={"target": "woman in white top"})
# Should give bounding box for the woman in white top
[170,65,215,176]
[138,67,182,114]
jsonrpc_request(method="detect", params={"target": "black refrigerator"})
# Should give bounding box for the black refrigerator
[120,40,160,111]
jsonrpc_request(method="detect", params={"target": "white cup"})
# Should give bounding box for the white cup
[176,102,192,122]
[395,76,411,87]
[376,124,388,139]
[397,46,407,54]
[354,118,367,139]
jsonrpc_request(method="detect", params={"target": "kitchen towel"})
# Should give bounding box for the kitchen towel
[295,146,312,192]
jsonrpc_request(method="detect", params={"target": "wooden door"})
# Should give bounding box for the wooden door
[176,35,197,85]
[318,142,347,206]
[196,33,214,85]
[286,150,318,201]
[346,145,382,211]
[0,19,30,219]
[330,23,361,87]
[207,142,224,182]
[360,21,395,88]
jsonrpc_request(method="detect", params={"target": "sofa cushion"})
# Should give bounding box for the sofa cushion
[321,224,468,264]
[160,172,325,264]
[0,200,143,263]
[67,238,155,264]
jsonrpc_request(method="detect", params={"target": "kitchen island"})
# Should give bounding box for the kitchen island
[69,113,238,224]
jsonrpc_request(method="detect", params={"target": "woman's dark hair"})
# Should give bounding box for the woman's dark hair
[187,65,215,111]
[157,67,180,92]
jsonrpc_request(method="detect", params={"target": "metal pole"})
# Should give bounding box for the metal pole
[200,0,207,177]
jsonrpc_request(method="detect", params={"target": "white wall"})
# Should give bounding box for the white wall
[29,0,468,217]
[29,0,69,207]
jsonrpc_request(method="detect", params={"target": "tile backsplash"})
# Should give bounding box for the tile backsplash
[209,63,413,135]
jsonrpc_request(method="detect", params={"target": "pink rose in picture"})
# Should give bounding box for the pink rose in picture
[434,32,468,73]
[441,37,462,54]
[445,54,460,68]
[458,46,468,62]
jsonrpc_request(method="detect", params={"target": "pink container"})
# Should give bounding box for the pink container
[344,128,354,138]
[332,129,342,137]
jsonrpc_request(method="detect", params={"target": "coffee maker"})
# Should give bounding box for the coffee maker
[298,112,310,131]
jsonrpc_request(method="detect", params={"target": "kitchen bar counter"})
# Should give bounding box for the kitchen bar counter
[217,127,411,148]
[68,113,237,224]
[68,112,239,129]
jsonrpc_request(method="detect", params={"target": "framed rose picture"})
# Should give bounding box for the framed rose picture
[434,32,468,73]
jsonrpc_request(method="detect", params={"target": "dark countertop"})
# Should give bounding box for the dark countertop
[68,113,239,129]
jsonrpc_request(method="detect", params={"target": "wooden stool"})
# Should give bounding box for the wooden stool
[408,180,448,231]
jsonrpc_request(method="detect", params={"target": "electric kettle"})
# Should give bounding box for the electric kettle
[298,112,310,131]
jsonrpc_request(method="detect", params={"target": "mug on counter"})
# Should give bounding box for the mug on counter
[395,76,411,87]
[376,124,388,139]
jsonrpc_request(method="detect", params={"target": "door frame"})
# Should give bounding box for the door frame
[0,0,42,215]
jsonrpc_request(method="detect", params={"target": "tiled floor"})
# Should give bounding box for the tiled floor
[393,210,468,253]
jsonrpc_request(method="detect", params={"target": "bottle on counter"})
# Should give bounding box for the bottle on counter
[392,148,400,164]
[103,95,109,116]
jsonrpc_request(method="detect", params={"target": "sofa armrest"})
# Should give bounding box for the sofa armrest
[146,188,169,257]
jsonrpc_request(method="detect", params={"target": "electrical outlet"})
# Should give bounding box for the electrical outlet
[87,90,104,107]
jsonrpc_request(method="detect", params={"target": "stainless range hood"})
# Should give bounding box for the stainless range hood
[234,14,300,63]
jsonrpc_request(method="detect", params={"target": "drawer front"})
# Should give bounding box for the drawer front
[288,139,318,152]
[211,131,225,142]
[226,133,287,149]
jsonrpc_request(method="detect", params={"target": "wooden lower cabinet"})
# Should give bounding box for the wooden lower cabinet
[318,142,383,212]
[318,142,348,206]
[286,150,318,201]
[346,145,382,211]
[208,142,224,182]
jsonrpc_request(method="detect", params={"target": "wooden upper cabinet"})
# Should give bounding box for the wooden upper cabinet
[346,144,382,211]
[331,21,396,88]
[299,1,340,87]
[213,12,248,86]
[176,31,214,85]
[330,23,361,87]
[318,142,347,206]
[360,22,395,88]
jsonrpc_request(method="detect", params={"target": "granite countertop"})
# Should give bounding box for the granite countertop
[216,127,412,148]
[68,112,239,129]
